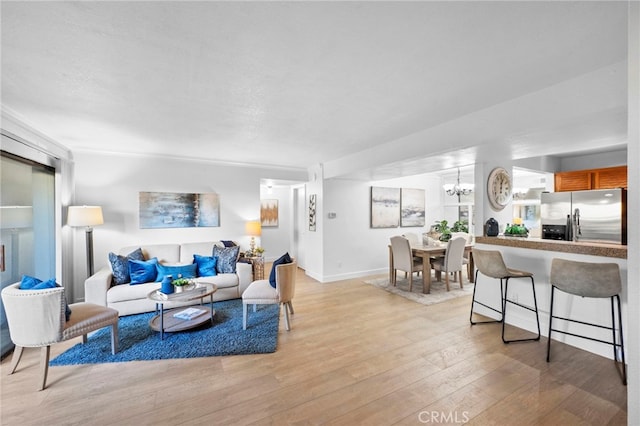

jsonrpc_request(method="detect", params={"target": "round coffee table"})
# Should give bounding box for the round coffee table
[147,282,217,340]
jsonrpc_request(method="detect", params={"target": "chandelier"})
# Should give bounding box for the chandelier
[444,168,474,197]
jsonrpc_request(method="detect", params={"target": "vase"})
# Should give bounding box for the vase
[175,285,184,293]
[161,275,174,294]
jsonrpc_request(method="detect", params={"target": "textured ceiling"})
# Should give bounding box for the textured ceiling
[0,1,629,178]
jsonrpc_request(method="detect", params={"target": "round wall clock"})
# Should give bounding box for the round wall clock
[487,167,512,211]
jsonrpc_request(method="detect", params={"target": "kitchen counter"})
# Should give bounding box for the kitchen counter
[475,236,627,259]
[473,235,628,362]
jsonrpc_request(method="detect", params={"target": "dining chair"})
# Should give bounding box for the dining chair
[430,236,466,291]
[390,236,423,292]
[402,232,424,267]
[1,282,119,390]
[451,232,474,281]
[242,261,297,331]
[402,232,420,246]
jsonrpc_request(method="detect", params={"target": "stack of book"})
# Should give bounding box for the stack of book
[172,307,207,320]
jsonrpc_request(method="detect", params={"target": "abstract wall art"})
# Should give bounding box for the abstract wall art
[139,192,220,229]
[370,186,400,228]
[260,199,279,227]
[309,194,316,231]
[400,188,425,227]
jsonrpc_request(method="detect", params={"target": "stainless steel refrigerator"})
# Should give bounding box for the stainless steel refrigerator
[540,188,627,244]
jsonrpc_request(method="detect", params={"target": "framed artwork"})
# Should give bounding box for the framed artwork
[309,194,316,231]
[0,244,4,272]
[139,192,220,228]
[400,188,425,227]
[370,186,400,228]
[260,199,279,227]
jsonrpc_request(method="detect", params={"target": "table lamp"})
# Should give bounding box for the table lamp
[245,220,261,255]
[67,205,104,277]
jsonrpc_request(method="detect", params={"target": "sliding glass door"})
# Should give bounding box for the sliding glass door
[1,151,55,357]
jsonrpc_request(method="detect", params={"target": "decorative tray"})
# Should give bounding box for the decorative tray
[157,284,207,300]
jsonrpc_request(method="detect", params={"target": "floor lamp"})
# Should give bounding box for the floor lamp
[67,206,103,277]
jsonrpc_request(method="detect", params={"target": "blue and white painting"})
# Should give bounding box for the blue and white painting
[139,192,220,229]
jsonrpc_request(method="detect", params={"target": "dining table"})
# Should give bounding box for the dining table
[388,242,475,294]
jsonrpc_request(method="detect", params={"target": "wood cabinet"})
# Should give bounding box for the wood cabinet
[554,170,592,192]
[596,166,628,189]
[554,166,627,192]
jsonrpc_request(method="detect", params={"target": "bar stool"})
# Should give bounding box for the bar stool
[547,258,626,385]
[469,248,541,343]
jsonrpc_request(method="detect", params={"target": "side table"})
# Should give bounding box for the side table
[246,256,265,280]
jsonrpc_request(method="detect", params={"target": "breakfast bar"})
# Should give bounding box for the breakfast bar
[473,236,628,361]
[475,236,627,259]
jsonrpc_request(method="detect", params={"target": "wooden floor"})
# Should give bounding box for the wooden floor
[1,268,627,425]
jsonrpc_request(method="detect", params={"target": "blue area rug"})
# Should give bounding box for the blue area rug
[50,299,280,365]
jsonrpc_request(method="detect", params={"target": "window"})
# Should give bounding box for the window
[1,150,55,357]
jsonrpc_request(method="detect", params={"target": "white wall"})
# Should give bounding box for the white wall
[322,173,443,282]
[301,164,324,281]
[559,148,627,171]
[71,151,306,301]
[259,185,292,262]
[626,2,639,421]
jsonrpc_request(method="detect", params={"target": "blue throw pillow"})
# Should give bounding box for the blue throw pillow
[269,252,292,288]
[20,275,57,290]
[213,245,240,273]
[129,258,158,284]
[109,248,145,285]
[19,274,42,290]
[19,275,72,321]
[193,254,217,277]
[155,263,197,282]
[32,278,57,289]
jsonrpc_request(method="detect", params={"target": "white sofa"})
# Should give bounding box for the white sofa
[84,242,253,316]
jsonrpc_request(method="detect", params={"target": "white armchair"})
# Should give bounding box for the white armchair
[1,283,119,390]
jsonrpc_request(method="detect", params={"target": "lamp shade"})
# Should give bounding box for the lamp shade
[245,220,262,237]
[0,206,33,229]
[67,206,104,227]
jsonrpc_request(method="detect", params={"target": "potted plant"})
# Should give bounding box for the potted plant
[504,223,529,237]
[451,220,469,233]
[172,277,191,293]
[433,220,452,242]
